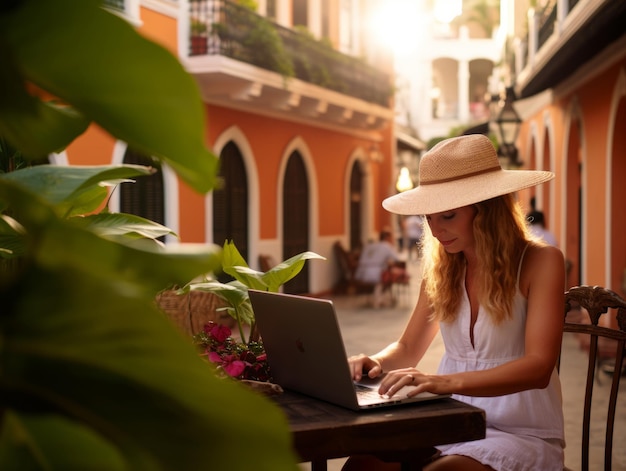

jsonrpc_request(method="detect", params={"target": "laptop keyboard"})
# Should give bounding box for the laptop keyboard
[354,383,383,399]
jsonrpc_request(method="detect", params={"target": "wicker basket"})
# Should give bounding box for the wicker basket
[156,289,236,336]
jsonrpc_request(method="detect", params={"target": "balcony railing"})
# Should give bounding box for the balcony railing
[514,0,626,98]
[103,0,125,12]
[537,2,556,50]
[189,0,391,107]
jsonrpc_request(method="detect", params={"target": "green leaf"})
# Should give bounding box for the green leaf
[1,164,155,218]
[0,179,221,292]
[261,251,327,291]
[230,265,271,291]
[188,280,257,325]
[0,0,218,194]
[71,213,177,241]
[0,215,26,259]
[222,239,250,273]
[0,412,126,470]
[0,264,298,470]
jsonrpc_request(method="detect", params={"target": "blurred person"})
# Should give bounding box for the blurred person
[354,230,399,308]
[527,210,557,246]
[404,214,424,261]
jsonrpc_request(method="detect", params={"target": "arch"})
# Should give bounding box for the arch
[607,68,626,294]
[212,141,250,262]
[468,58,493,121]
[524,121,540,203]
[432,58,459,119]
[539,111,556,226]
[282,151,309,293]
[344,147,373,250]
[118,149,166,241]
[209,126,260,261]
[50,151,68,166]
[109,140,179,243]
[562,97,584,288]
[278,135,320,292]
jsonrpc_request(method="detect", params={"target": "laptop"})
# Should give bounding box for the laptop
[248,289,449,411]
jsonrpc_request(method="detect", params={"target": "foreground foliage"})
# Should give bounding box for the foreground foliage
[0,0,298,469]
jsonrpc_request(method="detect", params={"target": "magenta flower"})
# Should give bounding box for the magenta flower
[209,323,231,343]
[223,360,247,377]
[194,321,272,382]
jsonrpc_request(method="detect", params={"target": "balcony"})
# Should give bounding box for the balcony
[183,0,394,132]
[515,0,626,99]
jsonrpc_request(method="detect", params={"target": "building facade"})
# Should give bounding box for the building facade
[59,0,399,295]
[510,0,626,298]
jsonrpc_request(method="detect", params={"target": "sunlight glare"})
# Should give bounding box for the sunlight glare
[367,0,421,57]
[433,0,462,24]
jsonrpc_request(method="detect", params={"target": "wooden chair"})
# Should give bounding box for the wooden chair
[258,253,276,272]
[332,241,375,295]
[559,285,626,471]
[383,260,411,307]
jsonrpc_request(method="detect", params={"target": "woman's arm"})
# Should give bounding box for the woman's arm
[380,245,565,398]
[348,281,439,381]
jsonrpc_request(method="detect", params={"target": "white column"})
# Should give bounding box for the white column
[556,0,568,34]
[527,8,538,67]
[458,59,469,122]
[276,0,290,27]
[309,0,322,37]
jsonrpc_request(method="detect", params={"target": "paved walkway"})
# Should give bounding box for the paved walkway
[299,258,626,471]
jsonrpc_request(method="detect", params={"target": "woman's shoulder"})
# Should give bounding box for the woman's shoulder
[524,242,564,264]
[519,243,565,293]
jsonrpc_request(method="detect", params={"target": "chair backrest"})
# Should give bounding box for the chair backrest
[258,254,275,272]
[560,285,626,471]
[333,241,355,281]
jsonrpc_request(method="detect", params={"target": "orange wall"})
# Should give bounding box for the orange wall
[207,105,388,240]
[577,69,614,283]
[138,7,178,55]
[518,58,625,288]
[65,125,115,165]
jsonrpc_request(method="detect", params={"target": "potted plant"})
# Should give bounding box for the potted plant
[190,18,208,54]
[187,240,325,382]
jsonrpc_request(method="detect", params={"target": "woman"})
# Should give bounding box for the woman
[345,135,565,471]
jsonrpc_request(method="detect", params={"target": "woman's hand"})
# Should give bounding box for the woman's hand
[378,368,455,398]
[348,354,383,381]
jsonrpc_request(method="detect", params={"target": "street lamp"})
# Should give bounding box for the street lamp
[395,166,414,192]
[493,86,522,168]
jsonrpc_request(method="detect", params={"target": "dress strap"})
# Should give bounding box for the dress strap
[517,244,530,287]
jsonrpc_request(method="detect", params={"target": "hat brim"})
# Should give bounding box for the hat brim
[383,169,554,215]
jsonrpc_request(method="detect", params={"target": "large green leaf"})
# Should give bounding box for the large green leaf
[0,0,218,194]
[1,164,156,218]
[0,36,90,159]
[0,412,126,470]
[260,251,327,291]
[71,213,177,241]
[0,264,298,470]
[0,180,297,470]
[0,179,220,293]
[188,280,257,326]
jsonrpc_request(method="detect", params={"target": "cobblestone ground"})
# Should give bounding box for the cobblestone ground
[299,258,626,471]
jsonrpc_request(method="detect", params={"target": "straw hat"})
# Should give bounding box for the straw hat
[383,135,554,215]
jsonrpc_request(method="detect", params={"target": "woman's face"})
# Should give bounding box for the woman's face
[425,205,477,254]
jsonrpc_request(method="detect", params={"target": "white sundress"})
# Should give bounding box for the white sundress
[435,248,565,471]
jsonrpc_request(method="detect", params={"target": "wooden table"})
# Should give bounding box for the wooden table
[273,390,486,470]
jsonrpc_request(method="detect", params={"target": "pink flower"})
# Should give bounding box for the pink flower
[223,360,247,377]
[208,351,222,364]
[209,324,231,343]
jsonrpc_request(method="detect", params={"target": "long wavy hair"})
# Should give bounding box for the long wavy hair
[422,194,534,324]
